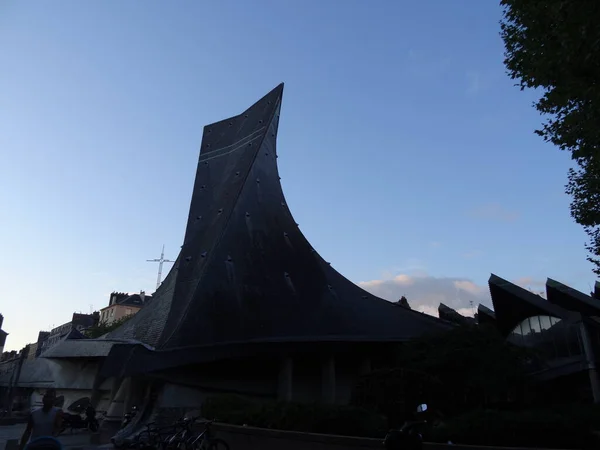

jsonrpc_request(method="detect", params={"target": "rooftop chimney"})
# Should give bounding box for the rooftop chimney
[140,290,146,303]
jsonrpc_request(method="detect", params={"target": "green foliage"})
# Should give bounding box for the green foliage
[352,367,443,427]
[352,326,540,417]
[84,314,134,338]
[428,408,596,449]
[500,0,600,274]
[201,394,388,438]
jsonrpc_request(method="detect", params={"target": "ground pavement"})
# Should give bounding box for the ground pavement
[0,424,110,450]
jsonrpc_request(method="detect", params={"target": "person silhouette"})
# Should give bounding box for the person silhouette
[19,390,63,450]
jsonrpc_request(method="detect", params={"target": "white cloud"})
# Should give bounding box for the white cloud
[358,272,491,318]
[512,276,547,298]
[453,280,485,296]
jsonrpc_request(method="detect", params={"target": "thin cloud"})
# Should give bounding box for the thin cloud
[463,250,483,259]
[468,203,520,223]
[358,272,491,318]
[513,276,547,298]
[513,276,546,288]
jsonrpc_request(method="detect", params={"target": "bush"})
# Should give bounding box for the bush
[201,394,387,438]
[85,315,134,338]
[428,408,597,449]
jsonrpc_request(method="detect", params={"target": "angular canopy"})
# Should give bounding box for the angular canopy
[546,278,600,317]
[489,274,572,336]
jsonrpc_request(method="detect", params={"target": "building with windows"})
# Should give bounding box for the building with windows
[99,291,150,326]
[26,331,50,360]
[0,314,7,355]
[40,313,99,354]
[466,275,600,403]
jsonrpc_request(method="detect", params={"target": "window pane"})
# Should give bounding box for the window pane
[530,317,542,334]
[521,318,532,336]
[539,315,552,332]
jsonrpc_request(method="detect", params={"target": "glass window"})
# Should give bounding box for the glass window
[514,322,524,335]
[506,315,583,362]
[539,315,552,332]
[521,318,532,336]
[529,317,542,334]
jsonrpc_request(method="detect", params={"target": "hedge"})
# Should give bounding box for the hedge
[201,394,388,438]
[427,408,597,449]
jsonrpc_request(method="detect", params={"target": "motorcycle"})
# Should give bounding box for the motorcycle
[383,403,428,450]
[121,405,138,429]
[60,405,99,433]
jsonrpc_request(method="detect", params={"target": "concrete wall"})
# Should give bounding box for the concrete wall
[9,358,110,390]
[158,383,209,408]
[29,387,111,414]
[212,423,562,450]
[152,353,366,406]
[0,356,113,414]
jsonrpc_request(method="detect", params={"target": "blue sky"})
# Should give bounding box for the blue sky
[0,1,594,351]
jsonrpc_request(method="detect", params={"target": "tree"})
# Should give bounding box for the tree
[85,314,134,338]
[500,1,600,274]
[352,325,540,418]
[396,296,411,309]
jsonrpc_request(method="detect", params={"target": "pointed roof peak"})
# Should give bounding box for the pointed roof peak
[106,84,449,355]
[239,83,284,117]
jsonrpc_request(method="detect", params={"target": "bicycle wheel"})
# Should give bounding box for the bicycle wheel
[207,439,229,450]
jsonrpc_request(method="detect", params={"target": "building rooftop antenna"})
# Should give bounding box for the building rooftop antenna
[147,244,175,291]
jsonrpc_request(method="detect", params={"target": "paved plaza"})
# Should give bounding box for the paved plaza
[0,424,108,450]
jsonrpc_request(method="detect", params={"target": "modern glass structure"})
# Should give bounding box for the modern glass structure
[485,274,600,403]
[507,315,583,360]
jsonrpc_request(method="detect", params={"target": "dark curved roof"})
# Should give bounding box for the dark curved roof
[546,278,600,317]
[105,84,449,362]
[438,303,476,326]
[476,304,496,326]
[489,274,571,336]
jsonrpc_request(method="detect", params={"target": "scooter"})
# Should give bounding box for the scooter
[60,405,99,433]
[383,403,428,450]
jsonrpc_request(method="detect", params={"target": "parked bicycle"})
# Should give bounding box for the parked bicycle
[123,416,228,450]
[187,419,229,450]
